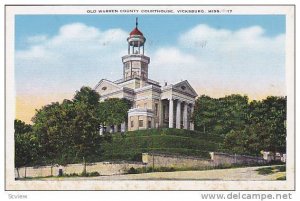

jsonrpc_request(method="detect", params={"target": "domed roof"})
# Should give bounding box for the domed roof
[130,27,143,36]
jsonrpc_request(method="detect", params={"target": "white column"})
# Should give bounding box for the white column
[168,98,174,128]
[99,125,103,135]
[158,100,163,128]
[183,102,188,129]
[114,125,118,133]
[151,117,155,128]
[121,122,126,132]
[190,104,195,130]
[176,100,181,129]
[138,41,141,54]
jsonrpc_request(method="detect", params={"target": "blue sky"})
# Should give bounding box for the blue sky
[15,14,286,123]
[16,15,285,49]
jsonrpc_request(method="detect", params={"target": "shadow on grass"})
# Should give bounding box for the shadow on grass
[256,165,286,175]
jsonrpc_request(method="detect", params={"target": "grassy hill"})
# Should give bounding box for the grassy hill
[100,128,225,161]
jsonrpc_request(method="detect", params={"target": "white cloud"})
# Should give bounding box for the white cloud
[16,23,128,95]
[16,22,286,100]
[150,24,285,99]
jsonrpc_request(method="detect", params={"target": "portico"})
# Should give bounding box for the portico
[161,97,195,130]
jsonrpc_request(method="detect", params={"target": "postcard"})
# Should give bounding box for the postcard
[5,5,295,190]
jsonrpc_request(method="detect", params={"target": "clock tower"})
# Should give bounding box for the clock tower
[122,18,150,83]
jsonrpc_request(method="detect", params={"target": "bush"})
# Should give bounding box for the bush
[276,176,286,180]
[63,172,79,177]
[127,167,138,174]
[275,165,286,172]
[89,171,100,177]
[256,167,274,175]
[256,165,286,175]
[80,171,100,177]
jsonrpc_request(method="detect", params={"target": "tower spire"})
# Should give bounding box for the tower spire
[136,17,138,28]
[123,18,149,82]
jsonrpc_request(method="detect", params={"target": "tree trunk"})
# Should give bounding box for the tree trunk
[83,156,87,175]
[85,160,87,175]
[24,166,27,178]
[16,167,20,179]
[51,165,53,177]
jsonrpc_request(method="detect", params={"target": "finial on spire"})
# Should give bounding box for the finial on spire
[136,17,138,28]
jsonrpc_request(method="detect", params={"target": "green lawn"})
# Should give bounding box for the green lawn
[99,128,225,161]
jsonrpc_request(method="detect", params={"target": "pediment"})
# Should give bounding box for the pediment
[173,80,198,98]
[94,79,122,96]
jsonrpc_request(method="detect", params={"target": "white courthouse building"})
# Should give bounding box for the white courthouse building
[94,20,198,133]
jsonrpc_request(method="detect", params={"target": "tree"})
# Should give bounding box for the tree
[32,102,64,165]
[193,95,217,133]
[14,120,38,178]
[193,94,248,136]
[248,96,286,153]
[31,86,103,170]
[15,119,38,178]
[73,86,100,107]
[98,98,132,131]
[223,96,286,156]
[194,94,286,156]
[15,119,32,134]
[72,99,102,174]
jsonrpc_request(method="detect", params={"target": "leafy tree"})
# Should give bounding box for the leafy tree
[14,119,32,135]
[15,123,38,178]
[32,102,63,165]
[73,86,100,107]
[14,120,38,178]
[214,95,249,137]
[193,95,217,133]
[31,86,103,170]
[194,94,286,156]
[72,91,102,173]
[248,96,286,153]
[193,94,248,136]
[98,98,132,130]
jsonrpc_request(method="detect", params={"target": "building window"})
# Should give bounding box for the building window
[148,120,151,128]
[139,120,143,127]
[144,103,147,109]
[125,62,130,69]
[131,121,134,128]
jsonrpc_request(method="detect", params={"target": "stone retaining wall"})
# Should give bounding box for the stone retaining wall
[15,161,145,178]
[142,152,266,168]
[210,152,266,166]
[142,153,213,168]
[15,152,266,178]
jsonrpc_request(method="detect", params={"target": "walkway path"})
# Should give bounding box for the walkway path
[39,165,284,181]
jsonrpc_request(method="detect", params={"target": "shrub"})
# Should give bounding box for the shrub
[62,172,79,177]
[275,165,286,172]
[80,171,100,177]
[127,167,138,174]
[89,171,100,177]
[256,167,273,175]
[276,176,286,180]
